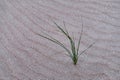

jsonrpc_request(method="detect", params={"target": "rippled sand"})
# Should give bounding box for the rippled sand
[0,0,120,80]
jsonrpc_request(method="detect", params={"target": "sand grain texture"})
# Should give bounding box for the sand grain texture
[0,0,120,80]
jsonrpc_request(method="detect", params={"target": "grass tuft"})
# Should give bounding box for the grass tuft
[37,21,95,65]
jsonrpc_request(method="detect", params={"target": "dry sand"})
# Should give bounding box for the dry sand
[0,0,120,80]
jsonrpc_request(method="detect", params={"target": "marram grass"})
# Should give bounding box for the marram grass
[37,22,95,65]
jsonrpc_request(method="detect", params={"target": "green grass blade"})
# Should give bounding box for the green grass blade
[63,21,69,35]
[79,42,95,56]
[54,22,76,54]
[36,21,95,65]
[54,22,79,65]
[54,22,77,57]
[53,22,71,39]
[36,33,72,57]
[77,18,84,55]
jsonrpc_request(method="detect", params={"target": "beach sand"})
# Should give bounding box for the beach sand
[0,0,120,80]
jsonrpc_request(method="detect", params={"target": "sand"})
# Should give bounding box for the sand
[0,0,120,80]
